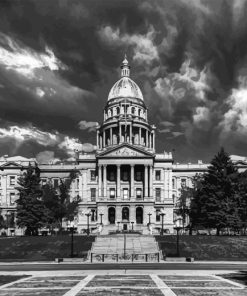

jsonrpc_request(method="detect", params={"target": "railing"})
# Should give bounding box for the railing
[90,252,160,263]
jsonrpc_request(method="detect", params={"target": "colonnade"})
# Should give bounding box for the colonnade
[97,125,155,150]
[98,164,153,198]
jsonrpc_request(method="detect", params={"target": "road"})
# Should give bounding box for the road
[0,262,246,271]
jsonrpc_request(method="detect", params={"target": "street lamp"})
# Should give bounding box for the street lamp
[99,213,104,225]
[85,212,91,236]
[6,212,11,236]
[174,218,183,257]
[69,221,75,258]
[160,212,166,235]
[148,213,152,225]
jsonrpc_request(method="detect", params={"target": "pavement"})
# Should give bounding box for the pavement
[0,270,246,296]
[0,261,247,271]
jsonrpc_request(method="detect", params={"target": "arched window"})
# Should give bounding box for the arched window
[131,107,135,114]
[116,107,120,114]
[138,109,141,116]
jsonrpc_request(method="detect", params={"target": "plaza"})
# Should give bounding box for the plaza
[0,270,245,296]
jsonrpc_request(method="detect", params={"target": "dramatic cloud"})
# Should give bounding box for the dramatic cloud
[78,120,99,132]
[98,25,159,65]
[0,0,247,162]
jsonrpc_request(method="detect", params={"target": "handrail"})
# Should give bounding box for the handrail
[90,252,160,263]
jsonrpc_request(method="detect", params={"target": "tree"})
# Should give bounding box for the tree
[16,164,47,235]
[42,170,81,230]
[176,184,193,231]
[190,148,239,235]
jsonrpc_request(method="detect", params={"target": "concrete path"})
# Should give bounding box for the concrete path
[0,270,245,296]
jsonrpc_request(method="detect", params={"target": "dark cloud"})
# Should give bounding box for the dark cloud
[0,0,247,162]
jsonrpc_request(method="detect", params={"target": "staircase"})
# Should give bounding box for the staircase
[100,224,150,235]
[90,234,160,255]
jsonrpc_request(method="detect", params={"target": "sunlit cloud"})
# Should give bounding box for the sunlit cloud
[0,33,66,79]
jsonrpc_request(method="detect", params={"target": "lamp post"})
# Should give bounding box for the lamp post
[148,213,152,225]
[160,212,165,235]
[6,212,11,236]
[131,221,134,231]
[85,212,91,236]
[99,213,104,225]
[174,218,183,257]
[69,221,75,258]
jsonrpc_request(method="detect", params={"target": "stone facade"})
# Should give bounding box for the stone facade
[1,58,247,235]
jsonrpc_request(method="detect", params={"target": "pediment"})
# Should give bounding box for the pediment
[0,162,23,168]
[97,144,154,158]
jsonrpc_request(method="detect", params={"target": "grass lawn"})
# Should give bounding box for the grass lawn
[155,235,247,260]
[0,235,95,261]
[218,271,247,286]
[0,275,29,286]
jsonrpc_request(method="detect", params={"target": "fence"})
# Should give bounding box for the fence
[90,252,160,263]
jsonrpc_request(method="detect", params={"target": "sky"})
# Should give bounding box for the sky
[1,0,247,163]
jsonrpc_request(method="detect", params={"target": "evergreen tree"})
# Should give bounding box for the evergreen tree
[16,164,47,235]
[191,148,239,235]
[235,170,247,234]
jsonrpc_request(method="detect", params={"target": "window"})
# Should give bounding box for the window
[41,179,47,186]
[136,188,142,199]
[91,209,96,222]
[155,170,161,181]
[181,178,186,187]
[10,176,15,186]
[123,171,128,181]
[110,188,115,199]
[109,171,115,181]
[155,188,161,201]
[156,209,161,222]
[91,188,96,201]
[123,188,129,199]
[53,179,59,189]
[136,171,142,181]
[10,192,15,205]
[131,107,135,114]
[75,178,79,189]
[172,178,175,189]
[91,170,96,181]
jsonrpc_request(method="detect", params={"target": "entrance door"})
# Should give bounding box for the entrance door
[136,207,143,224]
[122,207,129,221]
[108,207,115,224]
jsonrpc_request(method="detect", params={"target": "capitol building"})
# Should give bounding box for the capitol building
[1,58,246,235]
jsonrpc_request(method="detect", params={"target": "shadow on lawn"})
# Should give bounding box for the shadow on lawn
[219,271,247,286]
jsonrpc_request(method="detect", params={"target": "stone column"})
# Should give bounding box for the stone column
[117,164,121,198]
[119,124,122,143]
[139,127,141,145]
[149,133,151,148]
[103,131,105,148]
[144,165,148,197]
[110,127,113,146]
[130,164,134,198]
[130,124,132,144]
[146,130,148,147]
[98,165,102,198]
[153,131,155,150]
[149,165,153,197]
[96,130,99,148]
[103,165,107,198]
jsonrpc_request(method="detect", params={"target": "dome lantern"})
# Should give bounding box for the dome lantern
[120,54,130,77]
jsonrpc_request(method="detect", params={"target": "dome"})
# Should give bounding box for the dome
[108,76,144,101]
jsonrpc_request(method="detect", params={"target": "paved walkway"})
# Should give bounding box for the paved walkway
[0,270,245,295]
